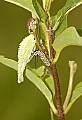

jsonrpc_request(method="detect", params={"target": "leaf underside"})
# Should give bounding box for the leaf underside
[53,27,82,62]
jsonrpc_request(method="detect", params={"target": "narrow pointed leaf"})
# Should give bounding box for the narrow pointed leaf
[45,75,55,97]
[32,0,46,23]
[0,57,56,114]
[0,56,53,103]
[42,0,46,9]
[37,22,46,44]
[5,0,38,18]
[26,68,52,103]
[50,108,54,120]
[18,34,35,83]
[71,82,82,101]
[25,68,57,114]
[55,0,82,28]
[42,0,51,11]
[0,56,17,70]
[55,16,68,37]
[31,66,45,78]
[42,0,54,10]
[53,27,82,62]
[53,0,82,31]
[65,82,82,114]
[38,22,50,55]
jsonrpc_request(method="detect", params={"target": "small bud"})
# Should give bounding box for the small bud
[69,61,77,74]
[27,18,36,34]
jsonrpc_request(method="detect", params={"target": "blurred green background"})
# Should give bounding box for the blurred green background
[0,0,82,120]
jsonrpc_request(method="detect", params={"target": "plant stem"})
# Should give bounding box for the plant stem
[50,63,65,120]
[47,14,66,120]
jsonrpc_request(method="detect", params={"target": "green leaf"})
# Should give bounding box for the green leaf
[26,68,52,103]
[53,0,82,30]
[65,82,82,114]
[53,27,82,63]
[5,0,39,18]
[42,0,46,9]
[57,0,82,22]
[42,0,54,10]
[42,0,52,11]
[0,56,17,71]
[55,16,68,37]
[31,66,45,78]
[0,56,57,114]
[45,75,55,97]
[0,56,51,101]
[50,108,54,120]
[37,22,46,44]
[51,16,56,27]
[32,0,46,23]
[38,22,50,55]
[30,65,51,80]
[0,56,52,103]
[25,68,57,114]
[71,82,82,101]
[18,34,35,83]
